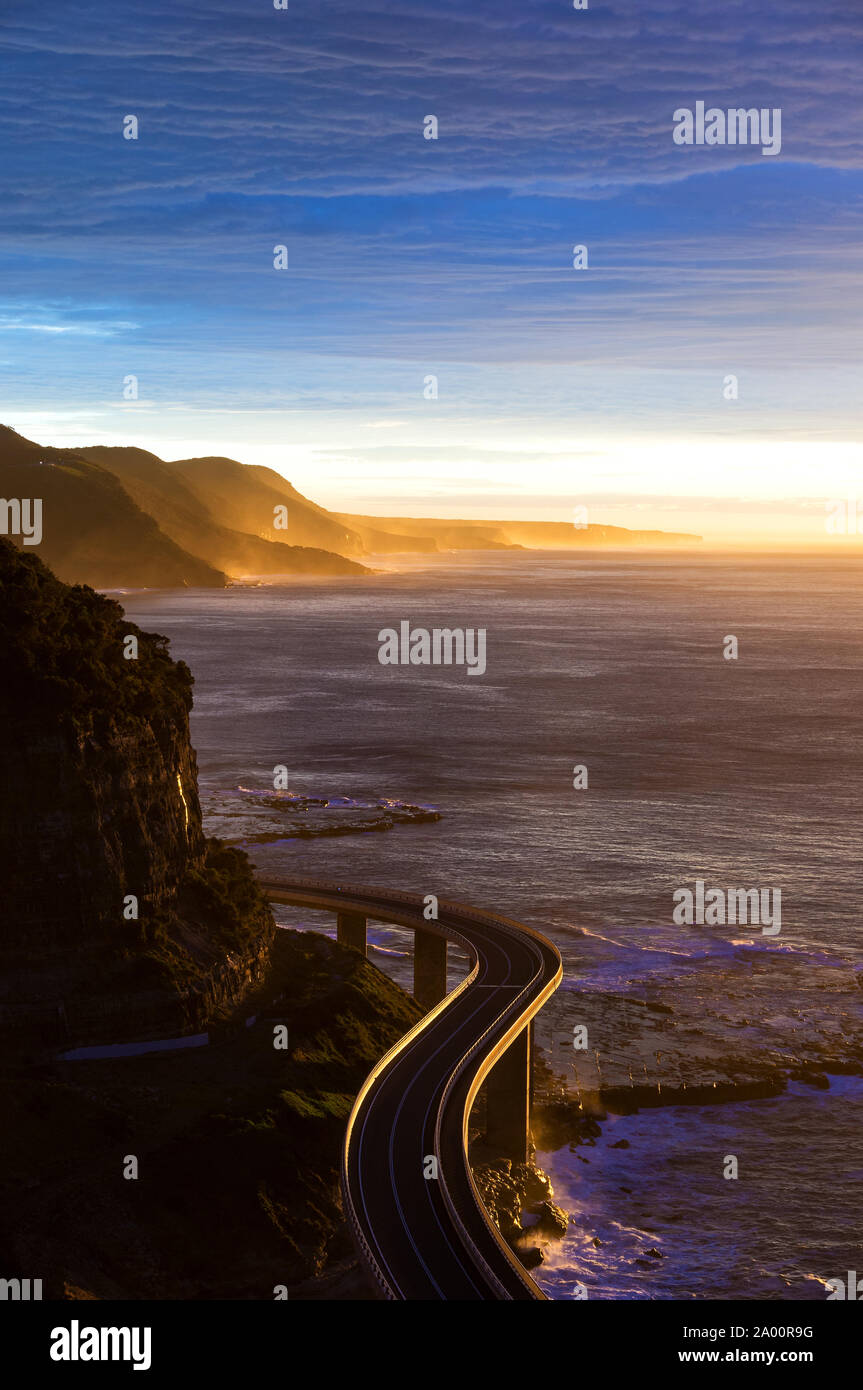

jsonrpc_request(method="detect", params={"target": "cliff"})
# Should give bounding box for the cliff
[0,538,275,1052]
[77,446,369,578]
[167,455,369,559]
[0,425,227,588]
[0,426,369,589]
[0,539,425,1298]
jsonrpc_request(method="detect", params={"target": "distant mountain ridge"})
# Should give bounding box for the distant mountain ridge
[77,446,370,578]
[0,424,700,590]
[337,512,701,550]
[0,426,368,589]
[0,426,226,589]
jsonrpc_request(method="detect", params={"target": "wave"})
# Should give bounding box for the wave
[564,922,846,969]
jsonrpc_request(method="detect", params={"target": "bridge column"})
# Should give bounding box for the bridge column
[414,931,447,1010]
[485,1024,531,1164]
[337,911,367,954]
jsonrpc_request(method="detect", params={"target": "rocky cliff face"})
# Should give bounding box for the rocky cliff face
[0,538,275,1051]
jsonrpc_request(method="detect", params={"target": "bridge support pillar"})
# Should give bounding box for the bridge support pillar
[337,911,367,955]
[485,1024,531,1164]
[414,931,447,1011]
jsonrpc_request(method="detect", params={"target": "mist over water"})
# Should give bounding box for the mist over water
[124,549,863,1299]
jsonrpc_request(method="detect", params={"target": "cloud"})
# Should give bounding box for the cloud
[0,0,859,449]
[2,0,861,214]
[0,315,138,337]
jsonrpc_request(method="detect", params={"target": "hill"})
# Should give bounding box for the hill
[0,426,227,589]
[77,446,369,579]
[1,424,701,591]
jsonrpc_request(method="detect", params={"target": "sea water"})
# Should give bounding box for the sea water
[123,548,863,1299]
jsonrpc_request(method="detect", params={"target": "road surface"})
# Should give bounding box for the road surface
[259,875,562,1301]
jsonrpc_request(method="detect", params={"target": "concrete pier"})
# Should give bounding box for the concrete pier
[414,931,447,1011]
[337,911,367,954]
[485,1024,531,1163]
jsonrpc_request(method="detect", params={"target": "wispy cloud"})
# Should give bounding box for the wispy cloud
[0,0,859,533]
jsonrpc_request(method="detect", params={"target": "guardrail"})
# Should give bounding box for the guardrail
[257,873,562,1301]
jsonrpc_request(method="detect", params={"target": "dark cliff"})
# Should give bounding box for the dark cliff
[0,930,423,1298]
[0,539,424,1298]
[0,538,275,1050]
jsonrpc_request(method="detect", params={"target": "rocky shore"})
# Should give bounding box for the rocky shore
[471,1157,570,1270]
[202,787,442,846]
[532,965,863,1125]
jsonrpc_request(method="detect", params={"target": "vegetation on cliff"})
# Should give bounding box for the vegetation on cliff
[0,538,273,1042]
[0,537,193,728]
[0,931,423,1298]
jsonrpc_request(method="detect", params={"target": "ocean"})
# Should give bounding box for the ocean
[123,548,863,1300]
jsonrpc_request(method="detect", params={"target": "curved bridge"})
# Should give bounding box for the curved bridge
[258,874,562,1301]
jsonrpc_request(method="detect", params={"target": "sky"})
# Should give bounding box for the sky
[0,0,861,542]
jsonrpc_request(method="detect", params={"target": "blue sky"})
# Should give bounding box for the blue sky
[0,0,861,538]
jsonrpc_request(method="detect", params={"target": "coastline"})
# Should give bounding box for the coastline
[86,553,863,1297]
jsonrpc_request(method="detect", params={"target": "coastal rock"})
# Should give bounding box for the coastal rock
[204,787,442,845]
[790,1068,830,1089]
[518,1162,553,1205]
[533,1199,569,1239]
[531,1096,604,1151]
[0,539,275,1053]
[517,1245,544,1270]
[471,1157,571,1269]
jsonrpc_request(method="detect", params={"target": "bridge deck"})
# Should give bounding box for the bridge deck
[257,875,562,1301]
